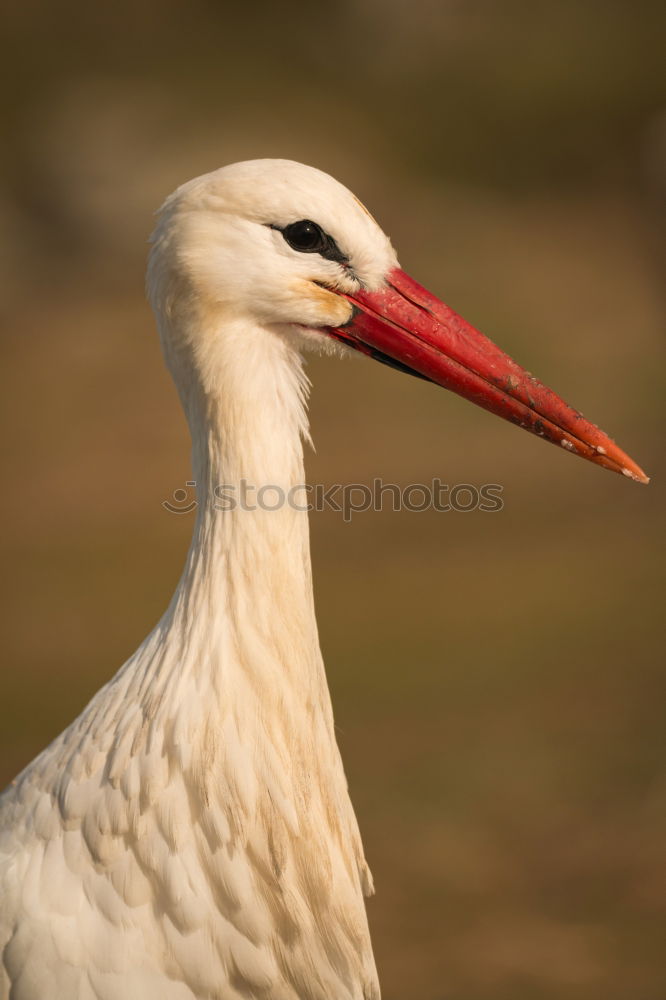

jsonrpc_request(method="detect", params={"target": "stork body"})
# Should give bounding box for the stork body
[0,344,376,1000]
[0,160,646,1000]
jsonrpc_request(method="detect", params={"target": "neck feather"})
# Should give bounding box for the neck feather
[146,312,330,727]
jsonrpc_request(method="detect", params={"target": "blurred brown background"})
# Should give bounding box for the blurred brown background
[1,2,665,997]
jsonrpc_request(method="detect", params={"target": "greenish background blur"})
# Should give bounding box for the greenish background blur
[1,2,664,997]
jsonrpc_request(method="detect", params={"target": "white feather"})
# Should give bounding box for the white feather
[0,160,399,999]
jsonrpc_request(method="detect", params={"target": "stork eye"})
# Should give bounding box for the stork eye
[270,219,349,265]
[283,220,326,253]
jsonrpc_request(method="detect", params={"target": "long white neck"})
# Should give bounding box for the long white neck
[165,316,324,710]
[134,312,332,746]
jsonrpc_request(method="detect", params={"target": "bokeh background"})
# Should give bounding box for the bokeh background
[2,2,665,997]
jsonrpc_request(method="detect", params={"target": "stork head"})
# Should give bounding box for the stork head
[148,159,647,483]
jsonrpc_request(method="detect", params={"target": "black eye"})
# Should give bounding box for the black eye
[269,219,349,265]
[283,220,327,253]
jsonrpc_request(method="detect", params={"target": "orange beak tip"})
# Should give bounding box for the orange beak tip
[625,467,650,485]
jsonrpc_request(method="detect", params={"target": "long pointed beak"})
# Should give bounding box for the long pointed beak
[329,267,648,483]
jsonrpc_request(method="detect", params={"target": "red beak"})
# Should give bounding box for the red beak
[329,267,648,483]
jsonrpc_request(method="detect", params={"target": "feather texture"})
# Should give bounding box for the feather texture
[0,160,396,1000]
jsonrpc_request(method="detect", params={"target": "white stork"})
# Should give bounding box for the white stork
[0,160,647,1000]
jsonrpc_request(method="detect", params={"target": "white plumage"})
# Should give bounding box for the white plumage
[0,158,646,1000]
[0,161,392,1000]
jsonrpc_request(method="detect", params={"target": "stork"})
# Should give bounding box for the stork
[0,160,647,1000]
